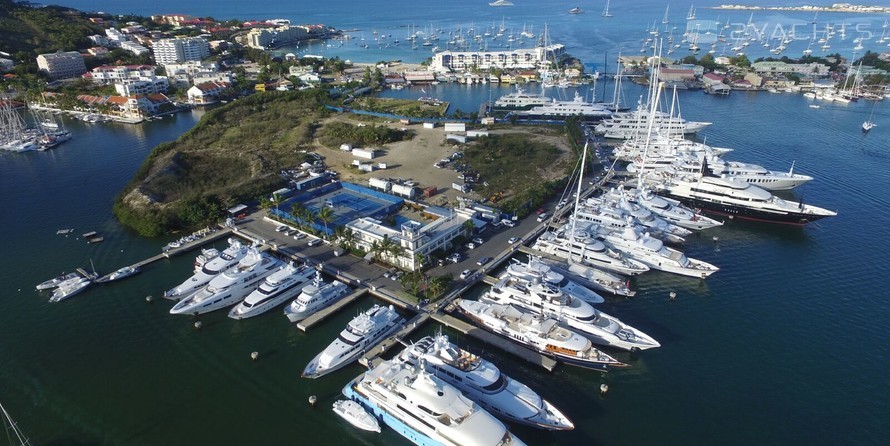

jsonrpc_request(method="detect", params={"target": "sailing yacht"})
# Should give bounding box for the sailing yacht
[398,332,575,430]
[863,100,878,132]
[602,0,613,17]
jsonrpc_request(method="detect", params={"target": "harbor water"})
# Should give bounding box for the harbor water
[4,1,890,444]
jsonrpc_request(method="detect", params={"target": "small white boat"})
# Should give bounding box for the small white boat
[862,120,875,132]
[50,277,91,302]
[332,400,381,433]
[107,266,140,282]
[36,272,80,290]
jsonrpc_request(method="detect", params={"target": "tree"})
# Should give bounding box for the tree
[316,206,335,238]
[400,270,424,297]
[290,202,306,228]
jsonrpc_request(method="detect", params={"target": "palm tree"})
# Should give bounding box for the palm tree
[300,208,316,233]
[462,219,476,236]
[413,252,427,271]
[333,226,354,250]
[270,193,283,216]
[290,202,306,227]
[400,270,424,297]
[316,206,335,239]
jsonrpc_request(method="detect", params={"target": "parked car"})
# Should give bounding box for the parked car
[459,269,474,280]
[447,253,462,264]
[466,242,477,250]
[293,232,307,240]
[537,213,549,223]
[477,256,492,266]
[500,219,516,228]
[472,237,484,245]
[275,225,287,232]
[508,236,520,244]
[307,238,323,247]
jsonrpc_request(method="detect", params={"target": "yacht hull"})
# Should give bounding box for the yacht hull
[664,192,833,225]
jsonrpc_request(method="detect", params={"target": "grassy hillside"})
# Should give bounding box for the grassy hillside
[0,1,101,56]
[115,89,331,236]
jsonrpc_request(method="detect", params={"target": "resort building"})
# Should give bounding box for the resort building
[750,61,830,77]
[152,37,210,66]
[245,24,333,49]
[86,65,157,84]
[36,51,87,80]
[429,44,566,72]
[114,76,169,96]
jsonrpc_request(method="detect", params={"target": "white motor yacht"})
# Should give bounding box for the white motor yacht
[654,171,837,225]
[36,272,80,290]
[170,248,280,315]
[458,299,629,367]
[302,304,404,378]
[106,266,139,282]
[163,240,248,300]
[228,262,316,319]
[574,201,689,244]
[591,223,719,278]
[398,333,575,430]
[342,358,526,446]
[612,135,732,160]
[332,400,381,433]
[595,109,711,139]
[493,87,551,110]
[482,277,660,351]
[283,272,351,323]
[629,187,724,230]
[532,228,650,276]
[503,257,604,304]
[49,276,91,302]
[538,257,636,297]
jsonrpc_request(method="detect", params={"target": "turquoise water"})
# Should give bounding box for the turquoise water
[3,1,890,445]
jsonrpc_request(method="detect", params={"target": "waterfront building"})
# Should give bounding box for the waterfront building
[346,207,475,271]
[751,61,830,77]
[187,81,230,105]
[246,25,308,49]
[114,76,169,96]
[86,65,157,84]
[153,37,210,67]
[429,44,565,72]
[36,51,87,80]
[658,67,697,83]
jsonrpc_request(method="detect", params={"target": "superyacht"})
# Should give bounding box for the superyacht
[458,299,628,368]
[283,272,351,323]
[163,239,248,300]
[302,304,404,378]
[481,277,660,351]
[532,226,650,276]
[591,223,720,278]
[503,257,605,304]
[398,333,575,430]
[169,248,281,315]
[342,358,527,446]
[228,262,316,319]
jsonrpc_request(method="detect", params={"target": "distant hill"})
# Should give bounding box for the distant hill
[0,0,102,56]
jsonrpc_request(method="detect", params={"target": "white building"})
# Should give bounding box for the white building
[187,81,230,105]
[120,41,150,56]
[87,65,157,84]
[346,207,474,271]
[36,51,86,80]
[114,76,169,96]
[429,44,566,72]
[153,37,210,66]
[246,25,309,49]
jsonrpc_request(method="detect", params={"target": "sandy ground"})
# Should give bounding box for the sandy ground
[314,114,574,207]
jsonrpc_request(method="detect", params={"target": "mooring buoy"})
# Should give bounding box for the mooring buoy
[309,395,317,406]
[251,351,259,361]
[194,321,202,330]
[669,291,677,301]
[600,383,609,396]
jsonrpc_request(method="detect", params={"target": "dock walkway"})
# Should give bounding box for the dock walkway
[297,288,368,332]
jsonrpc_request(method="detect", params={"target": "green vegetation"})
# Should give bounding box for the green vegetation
[317,122,413,148]
[115,89,330,236]
[0,1,101,55]
[350,97,449,118]
[462,132,570,216]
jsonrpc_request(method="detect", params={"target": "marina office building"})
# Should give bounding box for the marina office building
[429,44,566,72]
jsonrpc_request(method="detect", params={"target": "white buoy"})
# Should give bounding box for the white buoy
[194,321,202,330]
[669,291,677,301]
[251,351,259,361]
[712,236,719,242]
[145,295,153,303]
[309,395,317,406]
[600,383,609,396]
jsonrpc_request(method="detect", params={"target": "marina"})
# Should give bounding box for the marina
[3,1,890,445]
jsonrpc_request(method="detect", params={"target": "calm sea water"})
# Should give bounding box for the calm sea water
[3,1,889,445]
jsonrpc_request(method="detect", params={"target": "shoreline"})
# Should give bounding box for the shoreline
[714,4,890,13]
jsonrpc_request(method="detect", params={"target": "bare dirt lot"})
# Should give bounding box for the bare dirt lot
[313,113,573,207]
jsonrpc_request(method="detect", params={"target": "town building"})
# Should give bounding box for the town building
[36,51,87,80]
[152,37,210,66]
[114,76,169,96]
[429,44,566,72]
[187,81,230,105]
[86,65,157,84]
[751,61,830,77]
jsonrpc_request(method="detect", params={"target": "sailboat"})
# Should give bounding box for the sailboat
[662,5,670,24]
[602,0,613,18]
[686,4,696,20]
[1,402,31,445]
[863,101,878,133]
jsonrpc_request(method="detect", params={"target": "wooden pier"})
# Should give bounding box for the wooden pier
[296,288,369,332]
